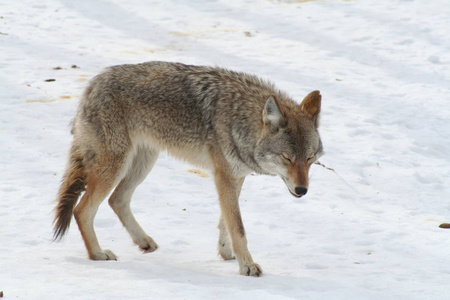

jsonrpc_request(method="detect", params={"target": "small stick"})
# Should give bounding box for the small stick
[314,161,335,172]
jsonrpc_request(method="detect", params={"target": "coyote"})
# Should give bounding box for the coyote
[53,61,323,277]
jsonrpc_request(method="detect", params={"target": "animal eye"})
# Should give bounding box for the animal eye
[307,154,315,162]
[281,152,292,162]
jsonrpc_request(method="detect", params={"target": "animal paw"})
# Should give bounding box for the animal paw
[240,262,263,277]
[90,249,117,261]
[137,236,159,253]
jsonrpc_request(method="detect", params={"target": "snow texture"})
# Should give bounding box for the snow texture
[1,0,449,299]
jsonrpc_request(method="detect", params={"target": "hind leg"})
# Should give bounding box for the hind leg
[218,216,234,260]
[74,171,119,260]
[109,146,159,253]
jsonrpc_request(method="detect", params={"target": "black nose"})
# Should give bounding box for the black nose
[295,187,308,196]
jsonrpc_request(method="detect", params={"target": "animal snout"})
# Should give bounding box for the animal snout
[295,187,308,196]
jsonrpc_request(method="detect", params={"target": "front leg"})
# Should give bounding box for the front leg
[214,171,263,277]
[218,176,244,261]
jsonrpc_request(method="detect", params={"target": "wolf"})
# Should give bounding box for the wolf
[53,61,323,277]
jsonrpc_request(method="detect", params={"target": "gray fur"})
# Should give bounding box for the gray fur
[53,61,323,277]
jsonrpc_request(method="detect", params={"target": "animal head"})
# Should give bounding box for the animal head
[254,90,323,198]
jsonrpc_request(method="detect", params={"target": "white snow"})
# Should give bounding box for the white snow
[1,0,450,299]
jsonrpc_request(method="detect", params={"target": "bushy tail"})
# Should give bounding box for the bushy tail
[53,147,86,240]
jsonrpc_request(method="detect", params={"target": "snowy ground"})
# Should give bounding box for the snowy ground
[1,0,450,299]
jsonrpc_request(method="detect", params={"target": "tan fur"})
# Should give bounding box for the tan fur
[287,161,310,190]
[53,61,323,277]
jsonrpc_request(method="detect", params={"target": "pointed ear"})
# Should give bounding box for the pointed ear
[263,96,286,130]
[300,90,321,127]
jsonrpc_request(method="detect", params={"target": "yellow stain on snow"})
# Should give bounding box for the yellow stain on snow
[187,169,210,178]
[76,75,92,82]
[26,95,72,103]
[425,218,443,223]
[120,50,140,55]
[170,31,191,37]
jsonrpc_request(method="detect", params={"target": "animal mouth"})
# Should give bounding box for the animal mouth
[289,190,303,198]
[281,177,304,198]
